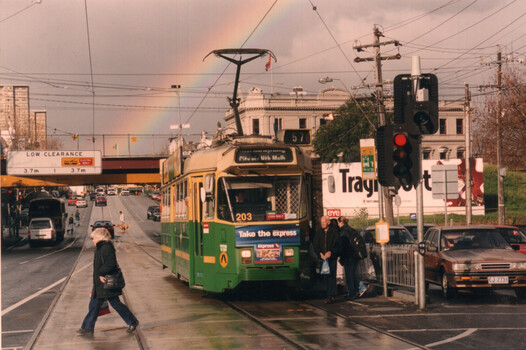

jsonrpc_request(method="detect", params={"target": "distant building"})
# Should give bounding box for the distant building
[224,86,466,160]
[0,86,47,152]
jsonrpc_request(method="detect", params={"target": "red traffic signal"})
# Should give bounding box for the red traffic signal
[377,125,421,187]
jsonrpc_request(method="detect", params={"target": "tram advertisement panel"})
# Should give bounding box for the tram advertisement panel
[236,224,300,263]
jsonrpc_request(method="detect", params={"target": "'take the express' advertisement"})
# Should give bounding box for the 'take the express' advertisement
[236,225,300,263]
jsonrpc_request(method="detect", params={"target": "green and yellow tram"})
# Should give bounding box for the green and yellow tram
[160,136,313,293]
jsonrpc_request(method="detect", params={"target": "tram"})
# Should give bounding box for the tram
[160,135,313,293]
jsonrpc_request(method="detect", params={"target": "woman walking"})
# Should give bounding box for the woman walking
[77,228,139,335]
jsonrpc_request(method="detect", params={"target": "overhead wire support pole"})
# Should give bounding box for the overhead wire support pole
[496,48,505,225]
[465,83,472,225]
[353,25,401,225]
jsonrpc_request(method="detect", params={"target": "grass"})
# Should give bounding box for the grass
[349,163,526,228]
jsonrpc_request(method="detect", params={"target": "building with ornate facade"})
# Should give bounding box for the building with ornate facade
[224,86,466,160]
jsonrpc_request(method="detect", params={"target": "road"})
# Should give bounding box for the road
[4,193,526,349]
[1,194,160,349]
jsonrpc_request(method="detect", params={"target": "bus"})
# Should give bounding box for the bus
[28,198,67,242]
[160,136,313,293]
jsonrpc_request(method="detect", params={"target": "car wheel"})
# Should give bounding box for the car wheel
[441,272,456,299]
[515,288,526,299]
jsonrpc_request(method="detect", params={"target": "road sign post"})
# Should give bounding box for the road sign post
[431,164,458,225]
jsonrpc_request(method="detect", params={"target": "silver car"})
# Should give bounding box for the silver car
[28,218,57,247]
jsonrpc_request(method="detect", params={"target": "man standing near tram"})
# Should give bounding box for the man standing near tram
[312,216,339,304]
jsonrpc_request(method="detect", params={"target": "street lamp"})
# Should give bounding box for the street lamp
[318,76,351,95]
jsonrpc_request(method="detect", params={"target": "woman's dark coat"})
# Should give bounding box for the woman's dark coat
[92,240,122,299]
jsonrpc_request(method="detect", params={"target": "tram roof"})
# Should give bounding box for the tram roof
[181,137,312,177]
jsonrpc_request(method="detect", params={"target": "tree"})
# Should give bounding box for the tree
[46,137,64,150]
[473,67,526,171]
[313,98,379,163]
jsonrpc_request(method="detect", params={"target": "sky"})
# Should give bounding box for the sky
[1,0,525,154]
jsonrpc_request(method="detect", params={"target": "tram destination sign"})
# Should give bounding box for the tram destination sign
[235,148,293,163]
[7,150,102,175]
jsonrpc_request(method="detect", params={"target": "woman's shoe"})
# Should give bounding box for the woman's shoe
[127,321,139,333]
[76,328,93,335]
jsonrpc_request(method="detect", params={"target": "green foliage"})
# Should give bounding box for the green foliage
[313,99,378,163]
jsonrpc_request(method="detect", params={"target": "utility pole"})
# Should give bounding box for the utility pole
[465,84,472,225]
[353,25,401,225]
[496,48,505,225]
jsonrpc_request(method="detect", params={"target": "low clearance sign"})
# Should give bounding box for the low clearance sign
[322,158,485,217]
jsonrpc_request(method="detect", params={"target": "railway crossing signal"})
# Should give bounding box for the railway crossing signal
[376,124,420,187]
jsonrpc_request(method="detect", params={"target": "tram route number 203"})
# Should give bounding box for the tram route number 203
[236,212,253,221]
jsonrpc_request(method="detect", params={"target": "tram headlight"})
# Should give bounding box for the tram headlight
[284,248,294,263]
[241,249,252,264]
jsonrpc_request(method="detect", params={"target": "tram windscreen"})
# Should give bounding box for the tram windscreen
[217,176,306,222]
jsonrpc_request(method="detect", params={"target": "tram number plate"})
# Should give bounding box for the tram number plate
[488,276,508,284]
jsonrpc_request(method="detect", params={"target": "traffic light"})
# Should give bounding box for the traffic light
[377,124,421,187]
[393,73,439,134]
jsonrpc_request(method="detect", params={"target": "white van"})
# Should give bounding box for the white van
[28,218,57,247]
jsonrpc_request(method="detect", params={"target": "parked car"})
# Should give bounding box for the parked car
[76,198,88,208]
[91,220,115,239]
[360,225,415,245]
[120,190,130,196]
[147,205,159,220]
[479,224,526,255]
[152,207,161,221]
[422,225,526,299]
[28,217,57,247]
[95,195,107,206]
[403,223,437,240]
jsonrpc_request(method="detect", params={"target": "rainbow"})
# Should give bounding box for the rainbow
[124,1,300,140]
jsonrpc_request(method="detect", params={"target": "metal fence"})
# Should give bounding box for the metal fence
[356,244,417,288]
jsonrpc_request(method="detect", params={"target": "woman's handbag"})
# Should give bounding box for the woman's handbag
[104,267,126,290]
[320,259,330,275]
[98,300,111,316]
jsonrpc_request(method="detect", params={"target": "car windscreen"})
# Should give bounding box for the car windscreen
[498,228,526,244]
[94,221,112,226]
[30,220,51,229]
[444,229,512,250]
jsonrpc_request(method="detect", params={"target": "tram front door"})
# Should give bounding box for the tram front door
[191,178,205,288]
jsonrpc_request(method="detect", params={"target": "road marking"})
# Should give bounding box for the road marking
[2,329,34,334]
[19,260,29,265]
[426,328,477,347]
[1,263,91,316]
[35,237,79,260]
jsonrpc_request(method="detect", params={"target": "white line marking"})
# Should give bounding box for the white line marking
[35,237,78,260]
[1,263,91,316]
[426,328,477,347]
[2,329,34,334]
[19,260,29,265]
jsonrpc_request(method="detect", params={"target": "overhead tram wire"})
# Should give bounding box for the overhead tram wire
[383,0,459,32]
[432,10,526,74]
[307,0,376,124]
[400,0,518,56]
[403,0,479,48]
[83,0,96,149]
[183,0,278,127]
